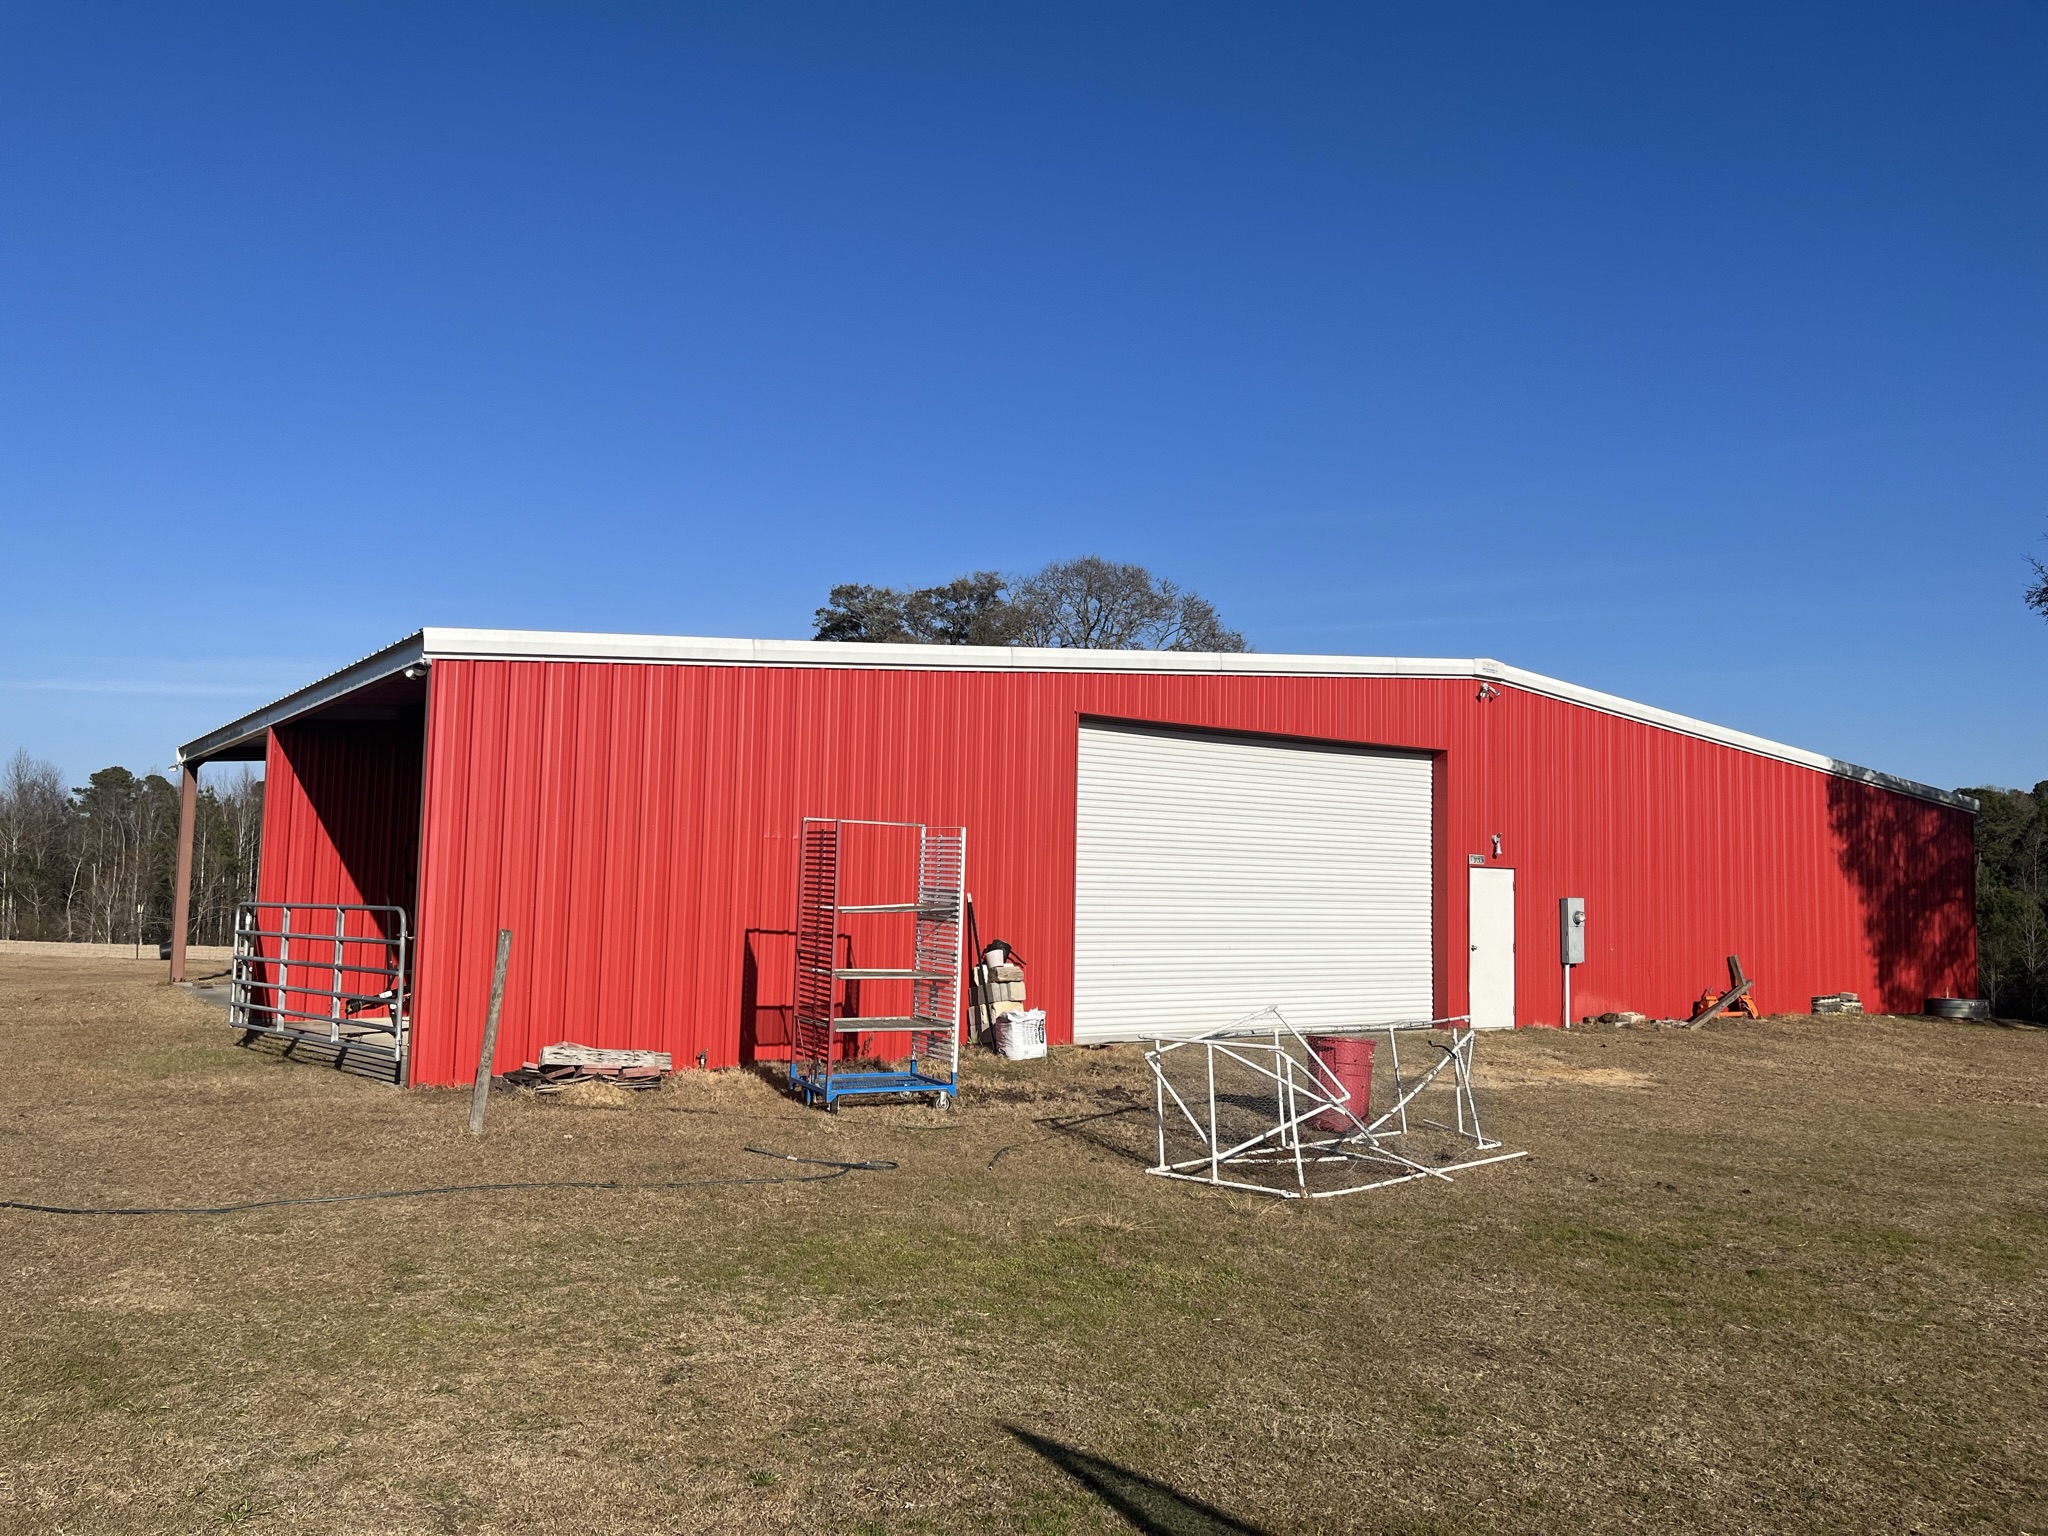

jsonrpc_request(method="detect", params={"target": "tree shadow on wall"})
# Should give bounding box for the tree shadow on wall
[1005,1425,1273,1536]
[1826,775,1976,1009]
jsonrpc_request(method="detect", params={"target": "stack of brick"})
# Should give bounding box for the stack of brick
[1811,992,1863,1015]
[970,962,1027,1038]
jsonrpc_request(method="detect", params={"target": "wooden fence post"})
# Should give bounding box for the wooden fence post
[468,930,513,1137]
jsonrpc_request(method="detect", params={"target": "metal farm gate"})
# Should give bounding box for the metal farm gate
[229,901,411,1082]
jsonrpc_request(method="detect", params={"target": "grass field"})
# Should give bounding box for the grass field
[1,950,2044,1535]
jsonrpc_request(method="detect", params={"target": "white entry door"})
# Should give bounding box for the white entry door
[1467,866,1516,1029]
[1072,722,1434,1042]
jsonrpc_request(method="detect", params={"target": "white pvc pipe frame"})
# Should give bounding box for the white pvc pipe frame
[1145,1008,1529,1199]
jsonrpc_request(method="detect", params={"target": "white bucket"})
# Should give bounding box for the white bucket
[995,1009,1047,1061]
[984,946,1007,967]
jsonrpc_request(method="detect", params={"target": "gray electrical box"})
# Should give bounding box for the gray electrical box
[1559,897,1586,966]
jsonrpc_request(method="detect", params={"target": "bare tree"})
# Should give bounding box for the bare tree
[1008,556,1248,652]
[0,752,72,940]
[0,754,260,946]
[190,767,263,944]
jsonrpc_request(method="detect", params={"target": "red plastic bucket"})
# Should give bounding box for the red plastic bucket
[1306,1035,1376,1132]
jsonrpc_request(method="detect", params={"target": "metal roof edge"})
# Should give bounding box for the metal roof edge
[1484,660,1976,812]
[176,632,426,765]
[179,627,1973,812]
[1822,761,1979,814]
[416,627,1478,679]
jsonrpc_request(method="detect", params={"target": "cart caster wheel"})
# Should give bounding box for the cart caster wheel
[827,1101,839,1115]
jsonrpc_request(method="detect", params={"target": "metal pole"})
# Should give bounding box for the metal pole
[1563,962,1572,1030]
[468,929,514,1137]
[1454,1033,1468,1138]
[168,763,198,982]
[1206,1044,1220,1186]
[1272,1023,1289,1149]
[396,914,411,1084]
[1388,1027,1407,1135]
[228,906,246,1029]
[963,889,979,1045]
[332,906,346,1044]
[1286,1054,1308,1192]
[1154,1041,1167,1171]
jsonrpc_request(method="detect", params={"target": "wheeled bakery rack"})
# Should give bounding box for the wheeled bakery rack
[790,818,965,1110]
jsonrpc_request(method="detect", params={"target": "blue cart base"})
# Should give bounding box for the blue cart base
[792,1066,958,1110]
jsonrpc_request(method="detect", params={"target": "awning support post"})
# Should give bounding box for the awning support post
[169,762,198,982]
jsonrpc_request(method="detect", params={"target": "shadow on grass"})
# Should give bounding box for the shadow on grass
[233,1029,402,1084]
[1006,1424,1272,1536]
[1034,1102,1154,1167]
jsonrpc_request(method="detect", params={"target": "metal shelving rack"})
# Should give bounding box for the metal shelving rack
[790,817,965,1110]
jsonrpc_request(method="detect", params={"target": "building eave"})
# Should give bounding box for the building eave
[175,632,426,765]
[177,627,1977,812]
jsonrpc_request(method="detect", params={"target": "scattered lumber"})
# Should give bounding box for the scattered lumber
[499,1041,674,1093]
[538,1042,673,1071]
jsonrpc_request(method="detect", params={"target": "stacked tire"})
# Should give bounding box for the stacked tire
[1924,997,1991,1021]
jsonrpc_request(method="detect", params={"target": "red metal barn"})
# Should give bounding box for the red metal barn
[168,630,1977,1088]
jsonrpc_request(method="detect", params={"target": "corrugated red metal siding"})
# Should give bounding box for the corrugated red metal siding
[406,660,1975,1087]
[258,721,425,914]
[254,720,427,1049]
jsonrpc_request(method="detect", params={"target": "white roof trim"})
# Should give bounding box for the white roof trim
[180,627,1975,812]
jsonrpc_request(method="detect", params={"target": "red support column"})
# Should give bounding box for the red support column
[169,762,198,982]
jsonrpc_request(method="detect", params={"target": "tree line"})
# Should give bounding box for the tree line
[0,751,261,947]
[1967,781,2047,1022]
[1991,538,2048,1018]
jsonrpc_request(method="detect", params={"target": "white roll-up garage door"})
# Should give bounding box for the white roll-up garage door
[1073,721,1434,1042]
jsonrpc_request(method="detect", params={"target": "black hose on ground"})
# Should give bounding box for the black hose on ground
[0,1147,896,1217]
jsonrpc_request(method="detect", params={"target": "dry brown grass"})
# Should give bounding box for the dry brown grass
[1,949,2044,1535]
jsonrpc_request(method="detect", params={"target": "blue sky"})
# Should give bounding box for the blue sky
[1,2,2042,791]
